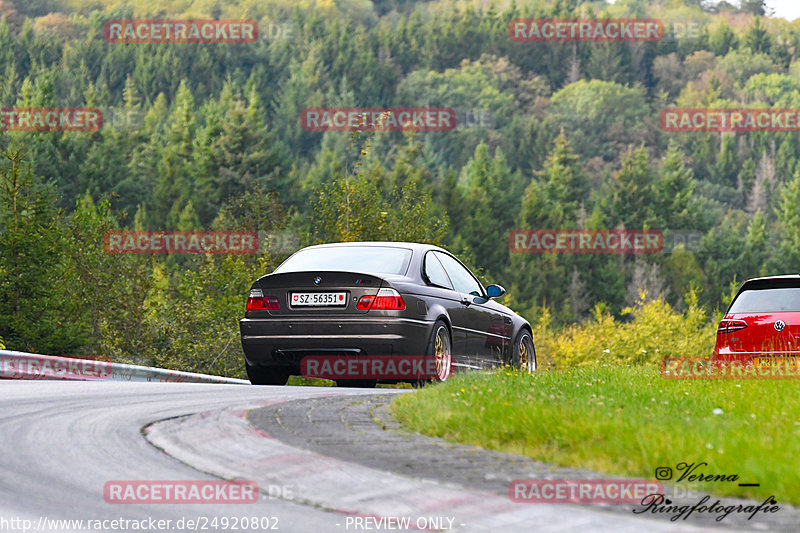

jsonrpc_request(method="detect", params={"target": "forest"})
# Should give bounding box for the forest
[0,0,795,375]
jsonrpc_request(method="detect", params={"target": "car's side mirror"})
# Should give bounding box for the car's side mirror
[486,284,506,298]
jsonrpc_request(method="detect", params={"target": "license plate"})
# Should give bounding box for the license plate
[754,356,800,368]
[291,292,347,307]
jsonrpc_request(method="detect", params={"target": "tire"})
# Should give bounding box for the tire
[246,363,291,385]
[335,379,377,388]
[426,319,453,383]
[513,330,536,373]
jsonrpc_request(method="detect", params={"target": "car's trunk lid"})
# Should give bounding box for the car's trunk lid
[250,271,385,316]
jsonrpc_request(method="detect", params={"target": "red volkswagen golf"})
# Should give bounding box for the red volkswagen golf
[714,275,800,362]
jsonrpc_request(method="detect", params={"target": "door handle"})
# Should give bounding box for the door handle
[460,298,472,306]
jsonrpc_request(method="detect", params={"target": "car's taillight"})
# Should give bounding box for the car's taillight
[356,288,405,310]
[247,288,280,311]
[717,319,747,335]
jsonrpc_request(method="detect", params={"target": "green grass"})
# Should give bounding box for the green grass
[287,375,412,388]
[288,376,335,386]
[390,366,800,505]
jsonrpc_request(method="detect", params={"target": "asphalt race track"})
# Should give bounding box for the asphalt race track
[0,382,364,533]
[0,381,792,532]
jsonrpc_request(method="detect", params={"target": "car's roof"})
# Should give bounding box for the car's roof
[737,275,800,292]
[742,274,800,285]
[300,241,447,253]
[745,274,800,282]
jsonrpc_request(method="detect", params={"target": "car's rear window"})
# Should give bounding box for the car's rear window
[275,246,412,275]
[729,287,800,313]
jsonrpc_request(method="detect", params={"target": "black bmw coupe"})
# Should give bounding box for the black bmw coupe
[240,242,535,386]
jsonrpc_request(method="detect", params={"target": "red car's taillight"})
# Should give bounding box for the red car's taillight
[356,288,405,310]
[717,319,747,335]
[246,288,280,311]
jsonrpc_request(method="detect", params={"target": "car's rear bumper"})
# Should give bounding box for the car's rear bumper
[714,348,800,358]
[240,317,434,371]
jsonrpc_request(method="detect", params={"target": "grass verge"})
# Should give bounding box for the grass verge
[390,365,800,505]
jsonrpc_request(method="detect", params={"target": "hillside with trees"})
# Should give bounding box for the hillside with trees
[0,0,795,374]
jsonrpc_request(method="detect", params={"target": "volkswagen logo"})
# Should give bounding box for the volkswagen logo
[314,276,322,285]
[774,320,786,332]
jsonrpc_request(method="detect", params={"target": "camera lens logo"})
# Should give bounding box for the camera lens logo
[655,467,673,480]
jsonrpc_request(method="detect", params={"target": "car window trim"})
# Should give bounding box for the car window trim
[433,251,486,298]
[422,250,454,290]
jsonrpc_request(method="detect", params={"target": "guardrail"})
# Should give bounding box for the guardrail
[0,350,249,384]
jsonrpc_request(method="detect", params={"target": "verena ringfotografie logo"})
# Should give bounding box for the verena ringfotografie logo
[509,479,663,503]
[509,230,664,253]
[301,355,440,380]
[0,108,102,131]
[509,19,664,42]
[103,20,258,43]
[104,231,258,254]
[104,481,258,504]
[0,354,112,380]
[300,108,456,132]
[661,108,800,133]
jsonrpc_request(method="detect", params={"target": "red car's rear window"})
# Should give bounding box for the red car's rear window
[729,279,800,313]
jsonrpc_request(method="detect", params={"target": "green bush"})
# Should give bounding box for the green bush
[540,290,716,368]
